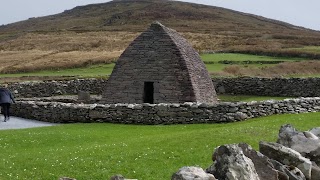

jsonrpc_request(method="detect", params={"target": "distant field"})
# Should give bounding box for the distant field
[0,63,115,78]
[0,53,317,82]
[285,46,320,54]
[0,112,319,179]
[201,53,305,77]
[200,53,303,62]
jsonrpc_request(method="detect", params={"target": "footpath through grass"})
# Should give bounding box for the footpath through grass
[1,112,320,179]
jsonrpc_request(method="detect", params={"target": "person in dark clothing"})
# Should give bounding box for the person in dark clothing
[0,84,15,122]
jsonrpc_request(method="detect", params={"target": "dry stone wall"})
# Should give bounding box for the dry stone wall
[8,77,320,99]
[11,97,320,124]
[8,78,107,98]
[8,77,320,125]
[213,77,320,97]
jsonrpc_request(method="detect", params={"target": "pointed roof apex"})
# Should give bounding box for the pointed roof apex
[150,21,165,30]
[152,21,163,26]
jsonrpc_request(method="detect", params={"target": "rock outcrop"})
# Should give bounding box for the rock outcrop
[207,144,260,180]
[277,124,320,165]
[238,143,279,180]
[172,124,320,180]
[259,141,311,179]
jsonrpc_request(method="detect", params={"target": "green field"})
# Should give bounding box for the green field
[200,53,303,62]
[285,46,320,54]
[0,53,305,79]
[201,53,303,74]
[0,63,115,78]
[1,112,320,179]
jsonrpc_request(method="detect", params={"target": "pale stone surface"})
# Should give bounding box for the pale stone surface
[171,166,216,180]
[277,124,320,165]
[270,159,305,180]
[303,131,319,139]
[0,116,56,130]
[238,143,278,180]
[310,127,320,137]
[207,144,260,180]
[277,124,299,147]
[110,175,124,180]
[311,162,320,180]
[259,141,312,179]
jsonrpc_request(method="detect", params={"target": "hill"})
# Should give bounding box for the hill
[0,0,316,33]
[0,0,320,73]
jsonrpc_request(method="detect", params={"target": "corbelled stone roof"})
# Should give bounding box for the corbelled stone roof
[101,22,217,104]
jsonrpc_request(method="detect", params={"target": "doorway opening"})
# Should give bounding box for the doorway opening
[144,82,154,103]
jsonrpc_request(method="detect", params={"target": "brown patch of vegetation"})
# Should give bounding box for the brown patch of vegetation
[0,31,137,73]
[216,60,320,77]
[0,50,122,73]
[0,76,77,83]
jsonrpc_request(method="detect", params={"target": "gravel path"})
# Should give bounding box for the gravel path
[0,116,57,130]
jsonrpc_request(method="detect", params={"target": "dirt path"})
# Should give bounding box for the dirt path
[0,116,57,130]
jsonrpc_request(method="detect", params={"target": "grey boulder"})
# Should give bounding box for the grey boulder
[277,124,320,165]
[238,143,279,180]
[259,141,311,179]
[172,166,216,180]
[207,144,260,180]
[270,159,305,180]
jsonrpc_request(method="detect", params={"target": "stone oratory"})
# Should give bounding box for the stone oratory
[101,22,217,104]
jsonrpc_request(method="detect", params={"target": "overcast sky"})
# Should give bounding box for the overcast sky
[1,0,319,31]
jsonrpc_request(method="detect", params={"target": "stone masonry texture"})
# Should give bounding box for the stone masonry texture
[11,97,320,124]
[7,77,320,125]
[100,22,217,104]
[8,77,320,98]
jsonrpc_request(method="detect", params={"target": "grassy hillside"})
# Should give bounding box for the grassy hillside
[0,0,320,74]
[0,0,313,33]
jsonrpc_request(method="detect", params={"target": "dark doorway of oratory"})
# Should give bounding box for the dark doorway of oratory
[144,82,154,103]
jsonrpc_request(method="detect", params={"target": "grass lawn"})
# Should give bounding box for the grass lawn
[1,112,320,179]
[200,53,303,62]
[201,53,304,75]
[205,63,273,73]
[0,63,115,78]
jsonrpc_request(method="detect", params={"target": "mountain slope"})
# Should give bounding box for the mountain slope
[0,0,320,74]
[0,0,314,33]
